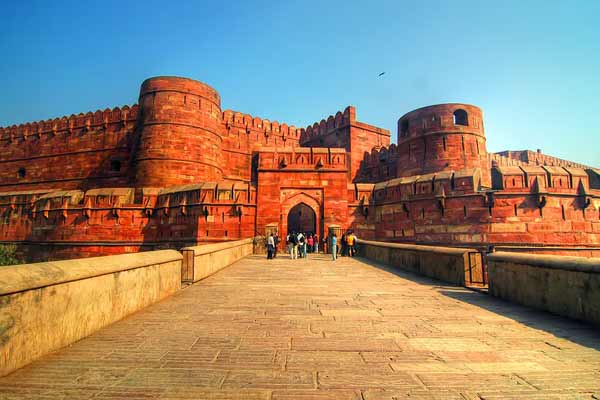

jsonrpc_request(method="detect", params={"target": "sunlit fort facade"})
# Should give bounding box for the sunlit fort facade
[1,76,599,261]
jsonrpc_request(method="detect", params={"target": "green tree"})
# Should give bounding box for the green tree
[0,244,20,266]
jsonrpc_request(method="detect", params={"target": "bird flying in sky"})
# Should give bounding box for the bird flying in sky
[378,72,386,77]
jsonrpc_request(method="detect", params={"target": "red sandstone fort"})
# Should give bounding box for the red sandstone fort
[1,76,599,261]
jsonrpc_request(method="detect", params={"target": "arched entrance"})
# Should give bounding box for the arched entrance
[287,203,316,234]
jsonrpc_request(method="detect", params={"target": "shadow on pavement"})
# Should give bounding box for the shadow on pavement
[355,256,600,352]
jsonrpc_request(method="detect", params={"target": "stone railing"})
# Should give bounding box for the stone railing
[181,238,254,283]
[357,239,481,286]
[0,250,182,376]
[0,237,259,376]
[487,252,600,326]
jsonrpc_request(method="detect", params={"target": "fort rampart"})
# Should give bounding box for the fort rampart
[0,76,598,260]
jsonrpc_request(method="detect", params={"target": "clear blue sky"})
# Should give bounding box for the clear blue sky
[1,0,599,166]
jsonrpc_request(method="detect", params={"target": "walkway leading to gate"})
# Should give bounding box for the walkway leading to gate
[1,254,599,399]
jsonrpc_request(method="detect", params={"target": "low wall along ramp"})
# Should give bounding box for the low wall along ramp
[357,239,482,286]
[488,252,600,326]
[181,238,255,283]
[0,238,257,377]
[0,250,182,376]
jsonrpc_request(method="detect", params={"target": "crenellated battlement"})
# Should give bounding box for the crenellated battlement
[491,165,597,192]
[222,110,303,140]
[257,147,347,171]
[0,105,139,143]
[1,75,597,260]
[496,150,593,170]
[299,106,355,144]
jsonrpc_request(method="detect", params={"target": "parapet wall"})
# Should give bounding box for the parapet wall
[359,239,600,326]
[0,105,138,191]
[0,183,258,261]
[496,150,593,169]
[488,252,600,326]
[220,109,303,182]
[0,250,183,376]
[357,239,480,285]
[299,106,356,148]
[350,165,600,254]
[298,106,391,181]
[181,238,254,282]
[0,237,259,376]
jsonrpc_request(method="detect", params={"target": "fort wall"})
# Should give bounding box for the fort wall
[396,104,489,186]
[299,106,391,181]
[136,77,223,186]
[0,183,257,261]
[497,149,593,169]
[0,76,598,260]
[220,109,302,183]
[0,106,138,191]
[255,147,349,239]
[352,166,600,256]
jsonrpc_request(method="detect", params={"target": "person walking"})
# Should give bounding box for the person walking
[290,231,298,259]
[340,233,347,257]
[346,231,355,257]
[301,233,308,258]
[286,233,292,255]
[307,235,314,253]
[273,232,280,258]
[297,232,305,258]
[331,233,338,261]
[314,234,319,253]
[267,233,275,260]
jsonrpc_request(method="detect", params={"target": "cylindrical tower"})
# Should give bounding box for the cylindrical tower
[396,103,487,178]
[135,76,223,187]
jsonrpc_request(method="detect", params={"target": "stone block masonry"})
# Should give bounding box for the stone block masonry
[488,251,600,326]
[1,254,598,397]
[0,250,182,376]
[0,238,256,377]
[0,76,599,260]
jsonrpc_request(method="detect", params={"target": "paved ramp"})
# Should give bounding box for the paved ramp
[1,254,599,399]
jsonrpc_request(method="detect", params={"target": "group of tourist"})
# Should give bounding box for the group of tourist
[285,232,319,260]
[330,231,358,261]
[266,229,358,261]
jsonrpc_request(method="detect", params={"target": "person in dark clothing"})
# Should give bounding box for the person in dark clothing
[273,233,280,258]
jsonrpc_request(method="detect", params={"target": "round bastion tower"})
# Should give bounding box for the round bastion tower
[135,76,223,187]
[396,103,488,183]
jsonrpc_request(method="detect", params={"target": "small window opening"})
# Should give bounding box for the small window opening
[110,160,121,172]
[17,168,26,178]
[453,109,468,126]
[400,119,409,137]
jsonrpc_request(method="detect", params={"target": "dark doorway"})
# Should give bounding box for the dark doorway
[287,203,316,234]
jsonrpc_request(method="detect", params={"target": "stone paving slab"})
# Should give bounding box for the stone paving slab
[1,253,599,399]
